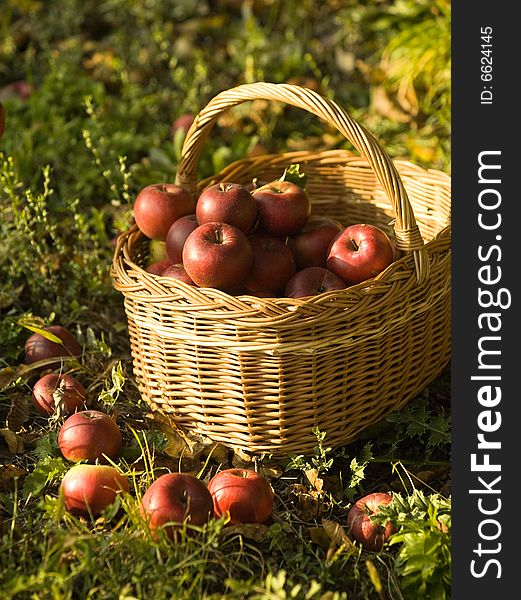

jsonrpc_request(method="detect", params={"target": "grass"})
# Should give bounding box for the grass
[0,1,451,598]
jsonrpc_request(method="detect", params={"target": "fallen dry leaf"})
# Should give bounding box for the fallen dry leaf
[220,523,269,542]
[6,391,29,432]
[0,464,28,491]
[322,518,356,560]
[308,526,330,551]
[0,429,25,454]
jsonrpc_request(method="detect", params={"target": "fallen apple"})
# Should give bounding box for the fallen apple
[32,373,86,416]
[207,468,273,525]
[284,266,346,298]
[196,182,258,234]
[133,183,195,241]
[58,410,122,463]
[252,179,311,237]
[182,222,253,291]
[347,492,397,551]
[60,464,129,517]
[140,472,214,539]
[24,325,82,367]
[327,223,394,285]
[289,215,344,269]
[165,213,199,264]
[244,234,296,294]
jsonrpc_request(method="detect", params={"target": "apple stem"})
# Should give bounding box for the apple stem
[213,227,224,244]
[350,238,359,251]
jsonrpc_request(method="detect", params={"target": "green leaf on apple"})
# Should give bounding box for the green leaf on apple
[17,323,64,345]
[279,164,307,189]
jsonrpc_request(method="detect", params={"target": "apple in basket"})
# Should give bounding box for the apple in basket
[252,180,311,237]
[145,259,172,275]
[196,182,258,234]
[182,222,253,291]
[161,263,195,285]
[165,213,199,264]
[207,468,274,525]
[288,215,344,270]
[24,325,83,367]
[60,464,129,517]
[284,266,346,298]
[244,234,296,294]
[58,410,122,463]
[347,492,397,551]
[32,373,86,416]
[140,473,214,539]
[133,183,195,241]
[327,223,394,285]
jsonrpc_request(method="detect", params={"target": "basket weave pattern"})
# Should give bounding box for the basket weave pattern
[111,83,451,457]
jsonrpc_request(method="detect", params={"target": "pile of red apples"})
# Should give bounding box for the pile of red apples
[133,171,397,298]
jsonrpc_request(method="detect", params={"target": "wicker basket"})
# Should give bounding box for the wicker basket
[111,82,451,458]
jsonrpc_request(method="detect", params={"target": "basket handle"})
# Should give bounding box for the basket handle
[175,82,429,282]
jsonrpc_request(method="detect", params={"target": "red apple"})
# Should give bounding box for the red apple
[24,325,82,367]
[207,468,273,525]
[284,266,346,298]
[140,473,214,539]
[165,213,198,264]
[133,183,195,241]
[58,410,122,463]
[161,263,195,285]
[244,234,295,293]
[60,464,129,517]
[252,180,311,237]
[145,259,172,275]
[196,182,258,234]
[289,215,344,269]
[347,492,396,551]
[182,222,253,291]
[327,224,394,285]
[32,373,86,416]
[171,113,194,138]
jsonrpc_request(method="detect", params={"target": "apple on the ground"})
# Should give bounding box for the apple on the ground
[196,182,258,234]
[347,492,396,551]
[140,472,214,540]
[58,410,122,463]
[60,464,129,517]
[284,266,346,298]
[32,373,86,416]
[207,468,273,525]
[244,234,296,294]
[182,222,253,292]
[133,183,195,241]
[252,180,311,237]
[327,223,394,285]
[165,213,199,264]
[24,325,82,367]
